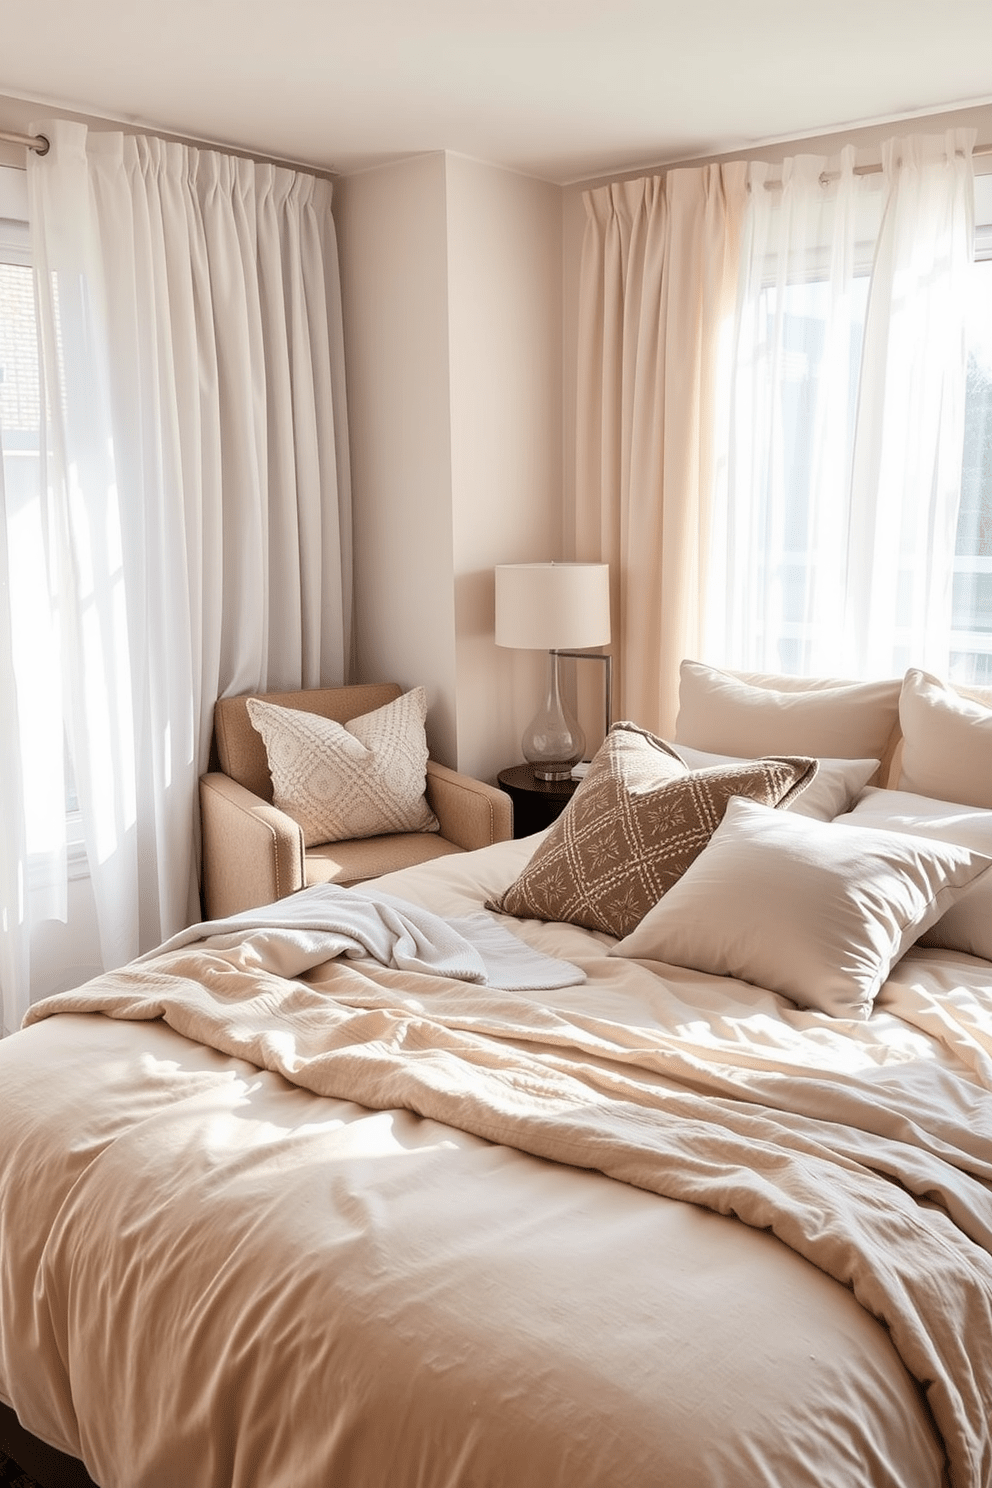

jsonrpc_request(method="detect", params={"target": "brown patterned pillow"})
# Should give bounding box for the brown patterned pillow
[487,722,817,938]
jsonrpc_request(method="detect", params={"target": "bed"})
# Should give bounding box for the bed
[2,661,992,1488]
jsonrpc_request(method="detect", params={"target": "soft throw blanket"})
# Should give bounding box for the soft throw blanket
[24,937,992,1488]
[138,882,586,991]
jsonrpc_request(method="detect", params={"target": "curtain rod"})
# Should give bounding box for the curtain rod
[0,122,334,178]
[0,128,49,155]
[850,140,992,177]
[763,139,992,189]
[7,122,991,178]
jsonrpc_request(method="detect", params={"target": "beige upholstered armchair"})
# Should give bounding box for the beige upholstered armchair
[199,683,512,920]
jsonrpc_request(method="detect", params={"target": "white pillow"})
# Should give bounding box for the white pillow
[674,660,900,763]
[246,687,439,847]
[611,796,991,1019]
[836,786,992,962]
[673,744,878,821]
[898,669,992,809]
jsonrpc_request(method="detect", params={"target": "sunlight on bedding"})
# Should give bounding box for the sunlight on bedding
[4,768,992,1488]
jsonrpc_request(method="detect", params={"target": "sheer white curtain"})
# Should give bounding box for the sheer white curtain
[706,130,975,677]
[0,120,351,1034]
[0,427,68,1031]
[0,192,69,1035]
[575,164,748,735]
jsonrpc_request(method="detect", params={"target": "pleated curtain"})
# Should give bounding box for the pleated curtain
[576,132,975,733]
[0,120,351,1034]
[575,164,748,736]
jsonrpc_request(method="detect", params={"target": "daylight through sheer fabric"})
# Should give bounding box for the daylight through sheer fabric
[0,122,351,1034]
[707,130,976,678]
[575,130,981,737]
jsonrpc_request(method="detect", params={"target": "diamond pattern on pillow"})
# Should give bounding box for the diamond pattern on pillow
[488,722,817,938]
[246,688,439,848]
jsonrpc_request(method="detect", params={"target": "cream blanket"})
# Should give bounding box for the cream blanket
[138,881,586,990]
[24,930,992,1488]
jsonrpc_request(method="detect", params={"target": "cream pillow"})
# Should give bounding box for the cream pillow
[835,787,992,962]
[612,796,991,1019]
[488,722,816,939]
[674,660,901,764]
[246,688,439,847]
[673,744,878,821]
[898,669,992,809]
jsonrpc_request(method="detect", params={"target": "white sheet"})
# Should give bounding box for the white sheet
[3,834,990,1488]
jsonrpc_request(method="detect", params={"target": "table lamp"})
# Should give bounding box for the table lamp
[495,562,612,780]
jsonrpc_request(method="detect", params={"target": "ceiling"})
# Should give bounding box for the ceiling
[3,0,992,184]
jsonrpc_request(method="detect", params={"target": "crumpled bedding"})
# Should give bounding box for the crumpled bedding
[3,834,992,1488]
[137,879,587,991]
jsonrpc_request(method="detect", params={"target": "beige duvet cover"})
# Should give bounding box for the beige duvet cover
[2,835,992,1488]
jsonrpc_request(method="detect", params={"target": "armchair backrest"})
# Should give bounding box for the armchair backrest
[213,683,403,802]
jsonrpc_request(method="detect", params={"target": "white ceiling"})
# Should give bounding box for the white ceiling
[3,0,992,184]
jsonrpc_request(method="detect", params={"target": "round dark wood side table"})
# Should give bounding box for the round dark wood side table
[497,763,579,839]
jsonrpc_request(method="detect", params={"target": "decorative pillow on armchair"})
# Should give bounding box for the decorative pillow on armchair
[487,721,817,939]
[246,687,439,847]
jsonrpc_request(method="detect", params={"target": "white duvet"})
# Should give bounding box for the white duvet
[3,835,992,1488]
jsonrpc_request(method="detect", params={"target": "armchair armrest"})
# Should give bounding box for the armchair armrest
[199,772,306,920]
[425,760,513,852]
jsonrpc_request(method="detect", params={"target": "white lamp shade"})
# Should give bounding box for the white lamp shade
[495,563,611,650]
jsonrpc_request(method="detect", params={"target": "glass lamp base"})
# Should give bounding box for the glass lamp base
[521,651,585,782]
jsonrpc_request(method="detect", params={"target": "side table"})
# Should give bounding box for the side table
[497,763,579,840]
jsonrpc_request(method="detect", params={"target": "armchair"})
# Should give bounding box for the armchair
[200,683,512,920]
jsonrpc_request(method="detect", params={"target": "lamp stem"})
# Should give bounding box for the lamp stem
[555,650,613,752]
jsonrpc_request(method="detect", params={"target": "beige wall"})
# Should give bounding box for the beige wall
[336,151,565,782]
[334,154,460,762]
[445,153,563,780]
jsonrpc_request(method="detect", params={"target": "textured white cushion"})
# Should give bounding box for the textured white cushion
[836,787,992,962]
[611,796,991,1019]
[674,660,901,763]
[246,688,439,848]
[673,744,878,822]
[898,669,992,809]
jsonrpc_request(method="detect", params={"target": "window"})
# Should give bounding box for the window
[0,167,85,873]
[954,201,992,685]
[742,272,870,675]
[722,164,992,684]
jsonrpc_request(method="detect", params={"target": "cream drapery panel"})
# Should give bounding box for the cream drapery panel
[575,164,748,736]
[0,120,352,1035]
